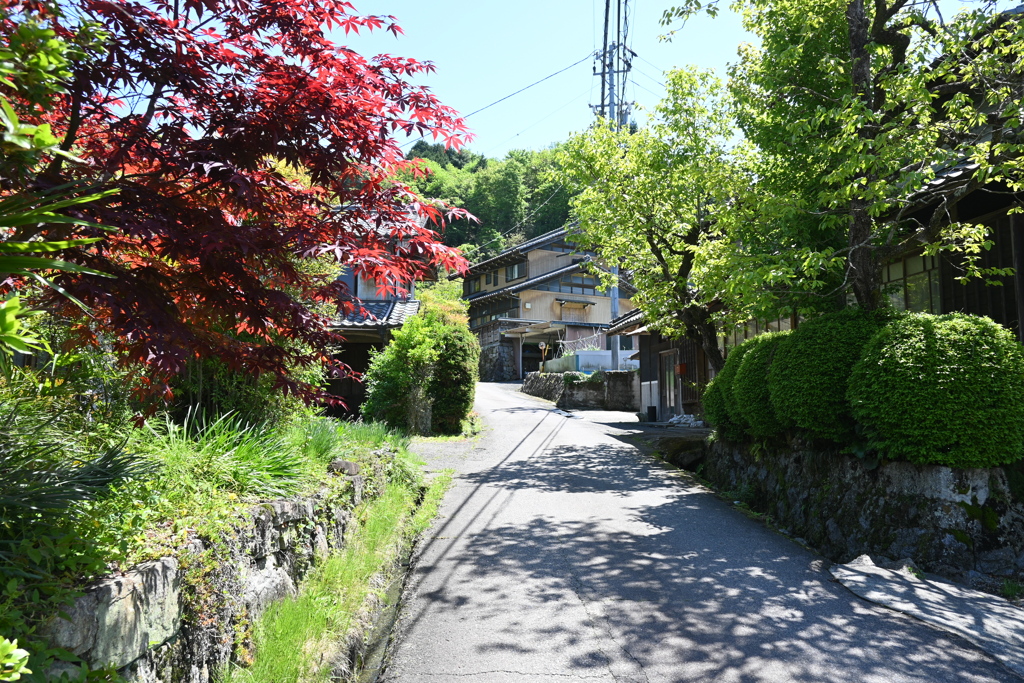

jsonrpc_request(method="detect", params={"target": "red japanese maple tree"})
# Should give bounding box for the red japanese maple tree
[3,0,469,403]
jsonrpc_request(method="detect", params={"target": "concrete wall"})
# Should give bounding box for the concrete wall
[700,442,1024,581]
[42,478,374,682]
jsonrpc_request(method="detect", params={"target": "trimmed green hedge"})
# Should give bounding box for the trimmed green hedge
[733,331,791,440]
[770,308,894,442]
[703,340,754,442]
[848,313,1024,468]
[429,321,480,435]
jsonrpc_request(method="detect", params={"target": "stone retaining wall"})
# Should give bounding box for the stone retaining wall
[43,479,366,682]
[700,442,1024,580]
[521,371,639,411]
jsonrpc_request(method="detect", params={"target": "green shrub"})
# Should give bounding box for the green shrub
[733,331,791,440]
[769,308,895,442]
[361,315,438,432]
[848,313,1024,468]
[428,321,480,435]
[702,341,754,442]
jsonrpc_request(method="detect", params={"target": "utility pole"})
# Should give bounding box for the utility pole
[592,0,633,369]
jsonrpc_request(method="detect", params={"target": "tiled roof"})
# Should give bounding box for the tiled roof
[333,300,421,329]
[460,227,574,277]
[608,308,645,335]
[466,259,590,306]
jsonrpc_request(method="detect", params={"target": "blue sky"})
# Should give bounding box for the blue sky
[343,1,747,158]
[341,1,1004,160]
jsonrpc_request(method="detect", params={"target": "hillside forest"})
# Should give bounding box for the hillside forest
[401,141,577,261]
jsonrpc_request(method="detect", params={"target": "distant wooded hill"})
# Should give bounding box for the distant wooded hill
[402,141,577,262]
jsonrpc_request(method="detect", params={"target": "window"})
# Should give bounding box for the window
[533,273,608,297]
[883,253,940,313]
[466,277,481,295]
[506,261,527,282]
[485,272,491,285]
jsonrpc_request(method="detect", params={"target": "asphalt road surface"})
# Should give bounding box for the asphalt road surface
[380,382,1021,683]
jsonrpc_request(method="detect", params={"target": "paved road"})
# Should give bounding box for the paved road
[380,382,1020,682]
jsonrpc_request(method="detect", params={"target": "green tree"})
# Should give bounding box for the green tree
[554,68,740,370]
[664,0,1024,310]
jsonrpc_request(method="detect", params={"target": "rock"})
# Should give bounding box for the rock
[243,554,296,615]
[977,547,1017,576]
[654,435,707,470]
[329,459,361,476]
[44,558,181,670]
[348,474,365,506]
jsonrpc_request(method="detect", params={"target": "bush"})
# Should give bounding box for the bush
[769,308,895,442]
[848,313,1024,468]
[361,314,438,432]
[702,341,754,443]
[429,321,480,435]
[361,309,479,435]
[733,331,791,440]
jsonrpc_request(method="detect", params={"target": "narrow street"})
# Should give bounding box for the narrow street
[380,382,1020,683]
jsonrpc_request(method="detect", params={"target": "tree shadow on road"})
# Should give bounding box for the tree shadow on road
[441,443,1019,682]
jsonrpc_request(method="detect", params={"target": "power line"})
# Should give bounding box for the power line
[400,55,593,150]
[482,86,594,156]
[630,79,662,99]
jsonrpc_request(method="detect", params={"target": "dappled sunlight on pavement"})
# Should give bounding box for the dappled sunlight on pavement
[381,382,1019,682]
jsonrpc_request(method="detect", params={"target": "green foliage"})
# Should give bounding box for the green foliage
[555,69,743,341]
[135,411,305,501]
[229,468,451,683]
[848,313,1024,468]
[732,331,790,440]
[428,322,479,435]
[402,145,574,260]
[362,287,479,436]
[361,315,439,432]
[770,308,893,442]
[702,341,753,442]
[0,638,30,681]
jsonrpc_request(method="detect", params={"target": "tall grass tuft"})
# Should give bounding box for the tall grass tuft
[137,410,305,501]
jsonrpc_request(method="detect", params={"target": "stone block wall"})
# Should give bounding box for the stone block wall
[521,371,640,411]
[701,442,1024,580]
[43,487,361,682]
[479,342,516,382]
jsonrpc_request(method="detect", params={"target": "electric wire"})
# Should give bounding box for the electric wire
[400,54,594,149]
[630,78,662,99]
[482,86,594,157]
[458,184,567,261]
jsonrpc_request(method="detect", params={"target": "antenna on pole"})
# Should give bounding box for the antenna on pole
[590,0,632,369]
[591,0,633,128]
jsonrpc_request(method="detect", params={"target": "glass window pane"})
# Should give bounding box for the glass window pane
[889,261,904,281]
[889,286,906,311]
[930,269,941,313]
[906,272,929,312]
[907,255,924,275]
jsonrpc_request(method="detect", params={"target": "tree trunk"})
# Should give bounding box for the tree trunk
[846,0,884,310]
[680,305,725,373]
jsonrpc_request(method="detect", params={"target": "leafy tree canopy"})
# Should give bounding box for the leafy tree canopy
[668,0,1024,312]
[1,0,471,404]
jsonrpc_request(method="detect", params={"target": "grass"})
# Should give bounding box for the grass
[229,467,453,683]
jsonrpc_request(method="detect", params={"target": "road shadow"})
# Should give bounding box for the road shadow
[446,443,1019,682]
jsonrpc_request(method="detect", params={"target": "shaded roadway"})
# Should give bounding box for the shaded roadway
[380,382,1020,682]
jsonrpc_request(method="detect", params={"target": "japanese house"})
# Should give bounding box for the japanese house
[461,228,636,381]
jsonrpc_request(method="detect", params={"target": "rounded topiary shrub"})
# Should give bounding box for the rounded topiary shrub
[733,331,792,440]
[428,320,480,435]
[847,313,1024,468]
[769,308,895,442]
[702,340,754,442]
